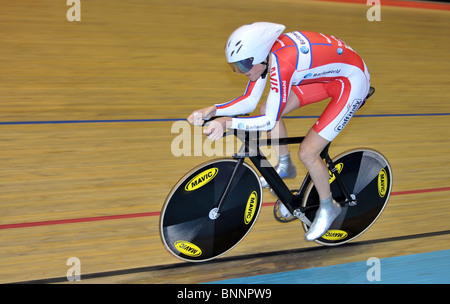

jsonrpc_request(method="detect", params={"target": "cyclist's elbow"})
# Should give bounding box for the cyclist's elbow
[265,117,278,131]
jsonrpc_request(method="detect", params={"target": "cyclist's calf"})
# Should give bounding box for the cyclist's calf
[297,130,333,199]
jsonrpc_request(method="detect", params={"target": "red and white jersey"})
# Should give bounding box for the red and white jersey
[215,31,370,140]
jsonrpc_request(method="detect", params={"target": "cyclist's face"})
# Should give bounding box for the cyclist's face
[245,63,267,82]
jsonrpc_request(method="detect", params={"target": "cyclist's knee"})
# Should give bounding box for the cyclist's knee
[298,145,320,167]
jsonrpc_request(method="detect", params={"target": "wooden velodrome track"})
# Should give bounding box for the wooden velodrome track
[0,0,449,284]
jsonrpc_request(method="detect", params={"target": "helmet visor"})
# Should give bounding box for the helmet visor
[228,57,254,74]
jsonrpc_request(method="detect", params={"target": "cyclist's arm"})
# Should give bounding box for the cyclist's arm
[214,76,267,116]
[229,54,295,131]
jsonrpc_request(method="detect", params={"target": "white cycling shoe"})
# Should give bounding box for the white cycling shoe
[304,198,342,241]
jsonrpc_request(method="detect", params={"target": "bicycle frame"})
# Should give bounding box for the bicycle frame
[213,130,357,224]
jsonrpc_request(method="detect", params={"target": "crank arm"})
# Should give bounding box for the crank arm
[293,209,312,227]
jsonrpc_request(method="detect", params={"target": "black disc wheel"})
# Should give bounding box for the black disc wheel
[302,149,392,246]
[160,159,262,262]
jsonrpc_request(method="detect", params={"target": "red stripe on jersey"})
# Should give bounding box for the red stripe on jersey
[216,81,257,109]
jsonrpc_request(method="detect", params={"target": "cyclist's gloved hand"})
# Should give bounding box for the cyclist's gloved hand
[187,106,216,126]
[204,117,232,141]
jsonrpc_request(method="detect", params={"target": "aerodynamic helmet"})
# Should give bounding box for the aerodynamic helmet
[225,22,286,74]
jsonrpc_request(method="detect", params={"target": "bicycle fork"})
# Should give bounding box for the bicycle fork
[209,157,245,220]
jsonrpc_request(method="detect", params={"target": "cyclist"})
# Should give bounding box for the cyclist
[187,22,371,241]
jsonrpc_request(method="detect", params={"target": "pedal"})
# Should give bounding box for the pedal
[293,209,312,227]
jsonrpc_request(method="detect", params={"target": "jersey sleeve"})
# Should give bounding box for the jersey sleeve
[229,53,296,131]
[215,76,267,117]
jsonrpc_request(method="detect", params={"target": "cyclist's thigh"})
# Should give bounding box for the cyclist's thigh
[281,89,301,115]
[291,83,329,107]
[312,74,370,141]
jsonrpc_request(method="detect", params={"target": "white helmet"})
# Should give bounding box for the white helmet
[225,22,286,74]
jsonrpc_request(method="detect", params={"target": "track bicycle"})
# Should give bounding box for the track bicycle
[160,87,392,262]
